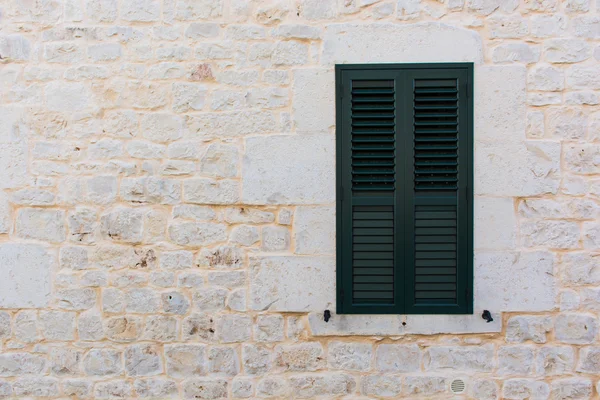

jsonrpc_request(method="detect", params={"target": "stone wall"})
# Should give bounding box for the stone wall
[0,0,599,398]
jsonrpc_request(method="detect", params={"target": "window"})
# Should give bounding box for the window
[336,63,474,314]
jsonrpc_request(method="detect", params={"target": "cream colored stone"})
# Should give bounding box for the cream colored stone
[249,256,335,311]
[322,23,483,64]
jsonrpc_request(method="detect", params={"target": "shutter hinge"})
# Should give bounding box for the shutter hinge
[466,83,471,99]
[466,288,471,301]
[339,185,344,202]
[340,84,345,99]
[340,289,345,303]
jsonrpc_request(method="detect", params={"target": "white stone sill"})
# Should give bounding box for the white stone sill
[308,311,502,336]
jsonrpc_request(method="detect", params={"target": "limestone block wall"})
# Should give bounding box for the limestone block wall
[0,0,599,398]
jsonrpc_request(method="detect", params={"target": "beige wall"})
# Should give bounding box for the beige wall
[0,0,599,398]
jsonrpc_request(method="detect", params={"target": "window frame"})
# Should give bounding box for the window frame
[335,63,474,315]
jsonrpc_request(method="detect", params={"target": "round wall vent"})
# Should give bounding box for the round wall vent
[450,378,466,394]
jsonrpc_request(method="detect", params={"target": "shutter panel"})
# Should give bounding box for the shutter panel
[404,68,473,314]
[337,68,403,314]
[337,64,473,315]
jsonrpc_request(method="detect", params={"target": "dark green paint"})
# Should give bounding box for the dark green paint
[336,63,474,315]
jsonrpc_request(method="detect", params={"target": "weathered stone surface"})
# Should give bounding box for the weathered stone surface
[0,244,51,308]
[125,344,163,377]
[182,313,216,342]
[94,380,133,399]
[196,246,244,269]
[78,310,105,341]
[0,353,47,377]
[555,314,599,344]
[506,316,553,343]
[134,378,178,399]
[475,141,561,196]
[275,342,324,372]
[261,226,290,251]
[550,378,592,400]
[0,312,10,339]
[162,291,190,314]
[230,225,260,246]
[184,178,240,204]
[323,23,482,64]
[243,135,335,204]
[476,252,556,312]
[471,379,499,400]
[104,316,144,342]
[520,220,580,249]
[545,39,591,63]
[293,206,335,254]
[425,345,494,372]
[242,344,272,375]
[562,252,600,285]
[254,314,284,342]
[493,43,540,64]
[361,375,403,397]
[56,288,96,310]
[40,311,75,341]
[376,344,420,372]
[502,379,550,400]
[169,222,227,247]
[16,208,66,242]
[12,377,59,397]
[63,379,92,397]
[141,114,183,143]
[498,346,535,375]
[249,256,335,311]
[474,197,517,249]
[327,341,371,371]
[217,314,252,343]
[528,64,564,91]
[165,344,206,378]
[143,316,177,342]
[536,346,574,376]
[100,208,144,244]
[208,346,239,376]
[193,287,227,311]
[405,376,446,396]
[292,69,334,133]
[199,143,238,178]
[182,378,228,400]
[288,373,356,398]
[84,349,122,376]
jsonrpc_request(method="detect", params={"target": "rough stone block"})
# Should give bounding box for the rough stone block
[476,252,556,312]
[322,23,483,64]
[16,208,66,242]
[242,135,335,204]
[292,69,334,133]
[0,244,51,308]
[249,256,335,311]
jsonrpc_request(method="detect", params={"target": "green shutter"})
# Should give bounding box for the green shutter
[337,64,473,315]
[403,68,473,314]
[337,68,403,314]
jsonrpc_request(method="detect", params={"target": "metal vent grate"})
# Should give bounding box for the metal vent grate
[413,79,459,191]
[351,80,395,193]
[450,378,466,394]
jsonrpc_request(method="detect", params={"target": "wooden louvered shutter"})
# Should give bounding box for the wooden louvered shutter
[336,64,473,315]
[403,68,473,314]
[337,69,403,314]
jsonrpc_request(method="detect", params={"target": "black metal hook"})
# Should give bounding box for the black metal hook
[481,310,493,323]
[324,310,331,323]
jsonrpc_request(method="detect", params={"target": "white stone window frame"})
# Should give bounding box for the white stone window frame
[244,23,557,336]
